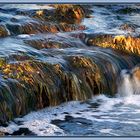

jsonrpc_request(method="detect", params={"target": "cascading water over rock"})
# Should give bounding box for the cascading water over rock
[0,4,140,127]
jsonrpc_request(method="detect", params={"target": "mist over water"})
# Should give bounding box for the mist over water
[0,4,140,136]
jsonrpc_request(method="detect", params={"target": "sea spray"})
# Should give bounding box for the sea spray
[117,69,134,97]
[117,65,140,97]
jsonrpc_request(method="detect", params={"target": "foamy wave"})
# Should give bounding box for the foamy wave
[1,94,140,136]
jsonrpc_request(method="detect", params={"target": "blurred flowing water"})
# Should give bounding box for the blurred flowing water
[0,4,140,136]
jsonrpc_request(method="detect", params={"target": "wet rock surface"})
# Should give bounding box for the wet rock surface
[81,34,140,55]
[0,25,9,37]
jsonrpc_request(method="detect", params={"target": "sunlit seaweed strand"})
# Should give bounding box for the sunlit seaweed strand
[83,34,140,56]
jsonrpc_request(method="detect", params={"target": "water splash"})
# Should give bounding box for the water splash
[117,65,140,97]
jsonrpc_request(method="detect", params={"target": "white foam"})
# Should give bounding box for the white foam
[17,34,34,38]
[21,120,65,136]
[1,93,140,136]
[0,122,19,134]
[100,129,112,133]
[17,101,90,123]
[122,95,140,106]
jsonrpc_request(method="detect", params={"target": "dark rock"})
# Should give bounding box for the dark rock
[0,25,9,37]
[11,128,36,136]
